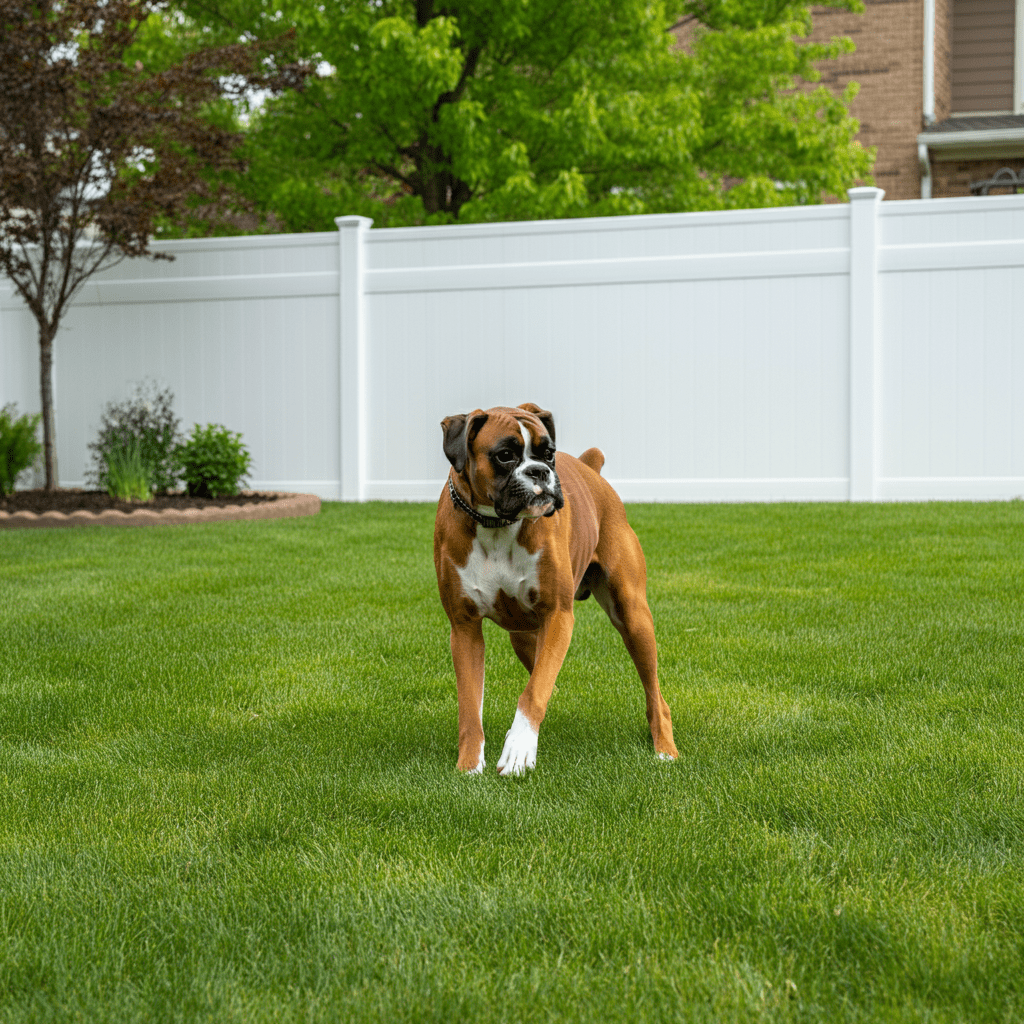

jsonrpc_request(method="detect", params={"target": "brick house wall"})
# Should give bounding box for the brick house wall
[932,155,1024,192]
[809,0,928,200]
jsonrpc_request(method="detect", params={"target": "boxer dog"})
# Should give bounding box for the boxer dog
[434,403,679,775]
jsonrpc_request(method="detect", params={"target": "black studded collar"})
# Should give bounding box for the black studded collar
[448,477,518,529]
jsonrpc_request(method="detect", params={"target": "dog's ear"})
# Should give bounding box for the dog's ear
[517,402,556,444]
[441,410,488,473]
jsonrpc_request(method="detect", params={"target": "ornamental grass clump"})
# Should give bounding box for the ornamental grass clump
[0,404,42,495]
[175,423,252,498]
[88,381,182,495]
[104,437,153,502]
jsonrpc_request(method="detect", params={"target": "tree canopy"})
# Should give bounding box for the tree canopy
[162,0,874,231]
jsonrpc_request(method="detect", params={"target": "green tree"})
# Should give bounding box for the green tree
[167,0,873,230]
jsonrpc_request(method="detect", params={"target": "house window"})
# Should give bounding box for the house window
[951,0,1018,113]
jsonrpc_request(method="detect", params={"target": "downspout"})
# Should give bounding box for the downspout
[1016,0,1023,111]
[921,0,935,197]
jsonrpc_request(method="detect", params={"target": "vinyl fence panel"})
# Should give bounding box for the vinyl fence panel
[2,232,342,494]
[2,188,1023,502]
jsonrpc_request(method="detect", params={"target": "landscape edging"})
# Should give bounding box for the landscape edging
[0,492,322,529]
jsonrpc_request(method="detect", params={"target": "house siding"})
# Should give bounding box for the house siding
[950,0,1016,112]
[936,0,954,121]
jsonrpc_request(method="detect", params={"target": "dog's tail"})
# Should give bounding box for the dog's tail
[578,447,605,475]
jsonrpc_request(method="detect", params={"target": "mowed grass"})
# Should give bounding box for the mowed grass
[0,501,1022,1023]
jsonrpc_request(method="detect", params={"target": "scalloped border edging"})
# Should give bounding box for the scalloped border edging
[0,491,321,529]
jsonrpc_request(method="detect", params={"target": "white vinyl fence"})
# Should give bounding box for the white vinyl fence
[2,186,1023,502]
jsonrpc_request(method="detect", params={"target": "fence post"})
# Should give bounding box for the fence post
[336,215,373,501]
[847,187,885,501]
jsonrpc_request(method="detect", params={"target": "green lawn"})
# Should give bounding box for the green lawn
[0,501,1021,1023]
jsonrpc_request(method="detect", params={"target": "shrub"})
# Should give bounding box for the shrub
[175,424,252,498]
[88,381,181,495]
[105,438,153,502]
[0,405,43,496]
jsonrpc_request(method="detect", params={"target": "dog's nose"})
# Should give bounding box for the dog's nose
[524,464,550,483]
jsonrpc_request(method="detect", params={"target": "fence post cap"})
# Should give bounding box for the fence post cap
[847,187,886,202]
[335,215,374,230]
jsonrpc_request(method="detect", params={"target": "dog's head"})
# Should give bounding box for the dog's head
[441,402,564,521]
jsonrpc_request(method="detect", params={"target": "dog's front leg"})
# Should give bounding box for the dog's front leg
[497,608,574,776]
[451,619,487,773]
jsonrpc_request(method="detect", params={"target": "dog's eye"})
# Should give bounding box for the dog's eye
[494,450,516,466]
[544,449,556,464]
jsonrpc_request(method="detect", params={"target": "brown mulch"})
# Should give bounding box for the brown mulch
[0,489,281,515]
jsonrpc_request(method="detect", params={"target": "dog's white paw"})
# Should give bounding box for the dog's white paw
[496,709,538,776]
[656,751,676,762]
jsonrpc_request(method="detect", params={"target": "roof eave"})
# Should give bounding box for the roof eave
[917,128,1024,162]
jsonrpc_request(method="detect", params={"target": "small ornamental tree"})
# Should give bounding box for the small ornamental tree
[0,0,306,489]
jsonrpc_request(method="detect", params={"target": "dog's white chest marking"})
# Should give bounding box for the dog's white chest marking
[456,523,541,619]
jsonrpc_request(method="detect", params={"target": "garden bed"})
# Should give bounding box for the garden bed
[0,488,320,527]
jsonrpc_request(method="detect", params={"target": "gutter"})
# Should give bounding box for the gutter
[918,127,1024,146]
[917,127,1024,164]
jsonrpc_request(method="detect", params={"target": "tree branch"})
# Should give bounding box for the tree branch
[370,159,416,191]
[432,44,482,122]
[416,0,434,29]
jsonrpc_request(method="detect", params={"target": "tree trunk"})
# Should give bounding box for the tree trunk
[419,166,472,218]
[38,324,58,491]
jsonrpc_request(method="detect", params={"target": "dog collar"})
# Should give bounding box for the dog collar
[448,478,518,529]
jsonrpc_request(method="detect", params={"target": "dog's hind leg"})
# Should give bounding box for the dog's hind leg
[509,631,538,674]
[590,546,679,761]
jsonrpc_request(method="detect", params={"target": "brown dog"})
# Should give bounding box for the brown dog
[433,403,678,774]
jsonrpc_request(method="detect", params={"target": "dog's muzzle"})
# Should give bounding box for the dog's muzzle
[496,467,564,520]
